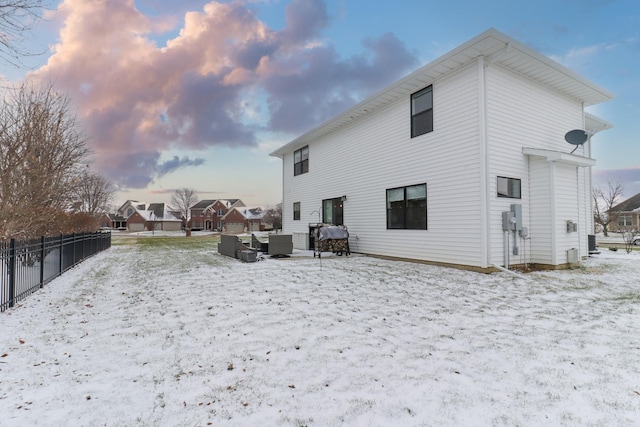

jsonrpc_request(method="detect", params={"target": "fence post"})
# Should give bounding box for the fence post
[40,236,45,288]
[8,238,16,308]
[59,234,63,277]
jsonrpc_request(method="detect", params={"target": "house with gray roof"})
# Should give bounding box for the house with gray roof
[608,192,640,232]
[189,199,245,231]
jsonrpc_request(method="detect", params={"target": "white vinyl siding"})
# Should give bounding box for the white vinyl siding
[282,62,484,266]
[280,51,601,269]
[485,65,586,266]
[553,163,580,264]
[528,158,553,264]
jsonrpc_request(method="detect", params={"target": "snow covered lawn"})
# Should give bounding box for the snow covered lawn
[1,237,639,426]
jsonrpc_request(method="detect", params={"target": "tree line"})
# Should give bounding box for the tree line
[0,83,115,240]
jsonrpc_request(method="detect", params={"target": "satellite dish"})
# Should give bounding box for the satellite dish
[564,129,588,145]
[564,129,589,154]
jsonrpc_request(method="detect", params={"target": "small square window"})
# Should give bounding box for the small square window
[497,176,521,199]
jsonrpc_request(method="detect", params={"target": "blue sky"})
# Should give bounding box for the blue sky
[6,0,640,208]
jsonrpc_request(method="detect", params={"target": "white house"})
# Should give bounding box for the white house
[270,29,613,271]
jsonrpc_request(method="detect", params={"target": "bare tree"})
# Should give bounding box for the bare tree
[170,188,198,230]
[0,0,45,68]
[72,168,115,215]
[593,179,624,237]
[0,82,89,239]
[263,204,282,231]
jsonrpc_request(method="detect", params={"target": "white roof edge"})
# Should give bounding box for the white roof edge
[522,147,596,167]
[270,28,614,158]
[500,32,614,103]
[585,112,614,133]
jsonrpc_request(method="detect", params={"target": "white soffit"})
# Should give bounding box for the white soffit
[585,112,614,133]
[523,147,597,167]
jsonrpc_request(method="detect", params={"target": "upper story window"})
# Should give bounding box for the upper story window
[294,146,309,176]
[497,176,521,199]
[411,86,433,138]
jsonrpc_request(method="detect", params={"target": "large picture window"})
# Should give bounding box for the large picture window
[293,202,300,220]
[294,146,309,176]
[411,86,433,138]
[386,184,427,230]
[497,176,521,199]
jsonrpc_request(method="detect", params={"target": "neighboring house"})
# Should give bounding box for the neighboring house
[126,210,148,232]
[115,200,182,231]
[189,199,245,231]
[222,207,268,233]
[189,200,216,231]
[118,200,147,219]
[97,213,113,229]
[117,200,146,231]
[108,214,126,230]
[270,28,614,271]
[143,203,183,232]
[607,193,640,232]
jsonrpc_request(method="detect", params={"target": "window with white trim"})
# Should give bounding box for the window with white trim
[618,215,633,227]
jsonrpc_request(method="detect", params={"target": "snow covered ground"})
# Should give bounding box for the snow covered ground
[1,237,639,426]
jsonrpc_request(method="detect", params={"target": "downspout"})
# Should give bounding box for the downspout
[478,55,490,269]
[550,162,558,264]
[576,166,582,258]
[492,263,529,280]
[586,113,594,237]
[280,153,286,233]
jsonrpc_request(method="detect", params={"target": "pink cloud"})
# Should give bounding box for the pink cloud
[30,0,418,189]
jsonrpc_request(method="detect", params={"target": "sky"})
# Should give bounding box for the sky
[3,0,640,208]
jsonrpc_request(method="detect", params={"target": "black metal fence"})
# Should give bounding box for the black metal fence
[0,231,111,312]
